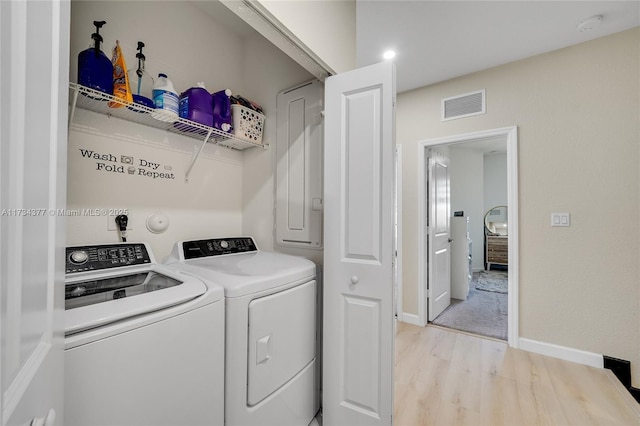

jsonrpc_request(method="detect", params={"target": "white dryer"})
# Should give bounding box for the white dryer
[165,237,319,426]
[64,242,225,426]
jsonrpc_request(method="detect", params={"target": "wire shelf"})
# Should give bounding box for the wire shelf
[68,82,266,151]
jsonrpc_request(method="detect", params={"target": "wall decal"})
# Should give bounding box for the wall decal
[79,148,176,180]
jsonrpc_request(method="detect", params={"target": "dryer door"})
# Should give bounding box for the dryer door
[247,280,316,405]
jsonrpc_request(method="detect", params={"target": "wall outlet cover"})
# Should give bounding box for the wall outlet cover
[551,212,570,227]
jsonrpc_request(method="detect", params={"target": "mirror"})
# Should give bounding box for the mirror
[484,206,508,236]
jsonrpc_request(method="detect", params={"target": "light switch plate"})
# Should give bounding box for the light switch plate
[551,212,570,227]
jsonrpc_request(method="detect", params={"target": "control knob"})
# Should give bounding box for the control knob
[220,240,229,249]
[69,250,89,265]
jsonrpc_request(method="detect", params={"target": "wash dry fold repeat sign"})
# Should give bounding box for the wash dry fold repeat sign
[78,148,176,180]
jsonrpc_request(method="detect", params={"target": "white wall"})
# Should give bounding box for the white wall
[397,28,640,386]
[70,2,245,98]
[68,1,313,261]
[239,35,322,265]
[449,147,484,271]
[257,0,356,74]
[66,111,244,261]
[483,153,507,212]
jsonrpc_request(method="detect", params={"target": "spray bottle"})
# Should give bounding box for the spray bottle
[127,41,154,108]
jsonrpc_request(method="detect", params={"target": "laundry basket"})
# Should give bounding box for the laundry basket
[231,104,265,144]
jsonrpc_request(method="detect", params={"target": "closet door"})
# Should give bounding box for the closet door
[0,0,69,424]
[323,61,396,426]
[275,80,323,249]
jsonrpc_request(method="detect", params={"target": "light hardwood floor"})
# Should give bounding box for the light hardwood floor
[394,322,640,425]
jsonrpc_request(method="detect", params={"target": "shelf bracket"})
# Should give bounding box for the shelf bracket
[184,129,213,183]
[68,85,79,128]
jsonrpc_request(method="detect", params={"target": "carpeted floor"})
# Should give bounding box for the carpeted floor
[431,272,508,340]
[475,270,508,294]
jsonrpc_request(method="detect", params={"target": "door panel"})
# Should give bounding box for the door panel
[0,1,68,424]
[343,87,382,262]
[276,80,323,249]
[323,61,395,426]
[342,295,381,415]
[427,149,451,321]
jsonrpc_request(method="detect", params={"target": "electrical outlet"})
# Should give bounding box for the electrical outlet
[107,212,133,231]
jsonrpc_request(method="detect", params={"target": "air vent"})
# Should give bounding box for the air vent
[441,89,485,121]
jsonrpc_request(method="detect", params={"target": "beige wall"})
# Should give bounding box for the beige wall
[397,28,640,385]
[258,0,356,74]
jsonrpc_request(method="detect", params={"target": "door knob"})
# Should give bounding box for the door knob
[351,276,359,284]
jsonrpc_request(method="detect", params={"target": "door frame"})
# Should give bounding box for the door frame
[395,145,403,321]
[416,126,519,347]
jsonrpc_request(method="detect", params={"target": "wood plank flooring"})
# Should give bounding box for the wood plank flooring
[394,323,640,425]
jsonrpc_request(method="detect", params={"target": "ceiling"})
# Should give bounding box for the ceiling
[356,1,640,93]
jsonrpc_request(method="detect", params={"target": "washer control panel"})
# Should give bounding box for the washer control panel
[183,237,257,259]
[66,244,151,273]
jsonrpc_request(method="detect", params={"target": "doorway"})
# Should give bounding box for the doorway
[417,127,519,346]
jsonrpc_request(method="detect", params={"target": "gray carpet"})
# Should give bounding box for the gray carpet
[476,270,508,294]
[431,272,508,340]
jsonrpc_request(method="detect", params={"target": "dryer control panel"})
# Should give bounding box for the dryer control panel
[183,237,257,259]
[66,244,151,273]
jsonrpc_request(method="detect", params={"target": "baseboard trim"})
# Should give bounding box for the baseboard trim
[519,338,604,369]
[401,313,422,326]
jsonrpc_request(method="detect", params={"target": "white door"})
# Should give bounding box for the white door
[0,1,69,425]
[323,61,396,425]
[427,148,451,321]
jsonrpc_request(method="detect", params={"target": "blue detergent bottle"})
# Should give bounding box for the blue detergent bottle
[77,20,113,95]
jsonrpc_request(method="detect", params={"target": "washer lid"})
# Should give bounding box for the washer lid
[65,266,208,335]
[167,251,316,298]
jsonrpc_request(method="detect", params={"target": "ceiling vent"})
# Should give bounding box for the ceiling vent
[441,89,485,121]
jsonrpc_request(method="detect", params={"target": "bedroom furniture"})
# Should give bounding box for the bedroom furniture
[484,206,508,269]
[486,235,508,269]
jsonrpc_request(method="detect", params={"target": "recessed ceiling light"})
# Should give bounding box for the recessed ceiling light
[383,50,396,60]
[577,15,603,32]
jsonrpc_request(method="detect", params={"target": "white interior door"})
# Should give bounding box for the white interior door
[0,1,69,424]
[427,148,451,322]
[323,61,396,426]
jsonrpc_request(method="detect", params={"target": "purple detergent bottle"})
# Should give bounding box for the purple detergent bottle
[179,82,213,127]
[212,89,233,132]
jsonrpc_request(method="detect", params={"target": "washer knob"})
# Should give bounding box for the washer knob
[220,240,229,249]
[70,250,88,264]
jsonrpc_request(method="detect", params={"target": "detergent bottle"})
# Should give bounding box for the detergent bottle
[151,73,179,122]
[77,20,113,95]
[212,89,233,132]
[179,82,213,127]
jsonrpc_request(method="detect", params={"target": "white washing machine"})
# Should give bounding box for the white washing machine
[64,242,225,426]
[164,237,319,426]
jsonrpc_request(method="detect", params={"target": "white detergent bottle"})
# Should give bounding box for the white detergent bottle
[151,73,179,122]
